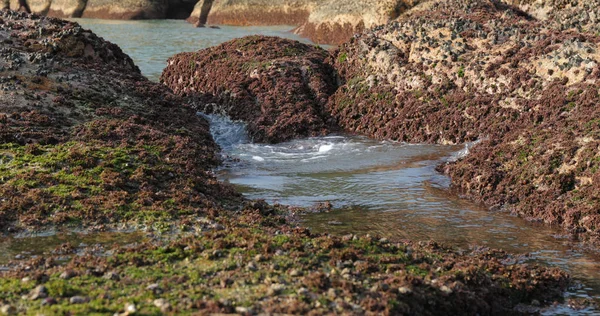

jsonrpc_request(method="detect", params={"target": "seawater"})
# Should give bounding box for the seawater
[33,19,600,314]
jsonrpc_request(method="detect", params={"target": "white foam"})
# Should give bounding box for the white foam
[252,156,265,162]
[318,144,333,153]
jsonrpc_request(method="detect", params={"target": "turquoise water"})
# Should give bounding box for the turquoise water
[74,19,311,81]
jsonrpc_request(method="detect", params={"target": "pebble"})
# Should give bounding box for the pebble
[28,285,48,300]
[440,285,453,294]
[267,283,286,296]
[246,261,257,271]
[41,297,57,306]
[289,269,302,277]
[103,271,120,281]
[0,305,16,315]
[153,298,170,312]
[146,283,163,294]
[398,286,412,294]
[69,296,89,304]
[125,303,137,314]
[60,270,77,280]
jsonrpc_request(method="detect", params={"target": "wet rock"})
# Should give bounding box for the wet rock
[328,0,600,243]
[161,36,338,143]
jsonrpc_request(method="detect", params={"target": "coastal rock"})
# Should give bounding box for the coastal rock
[507,0,600,35]
[161,36,337,143]
[187,0,317,26]
[47,0,86,17]
[0,10,239,231]
[295,0,421,45]
[328,0,600,242]
[82,0,198,19]
[82,0,170,19]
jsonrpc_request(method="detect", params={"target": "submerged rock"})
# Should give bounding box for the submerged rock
[161,35,338,143]
[328,0,600,244]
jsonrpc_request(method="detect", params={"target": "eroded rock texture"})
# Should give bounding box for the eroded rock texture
[161,36,338,143]
[0,10,239,231]
[328,0,600,244]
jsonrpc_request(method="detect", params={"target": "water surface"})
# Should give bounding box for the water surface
[73,19,310,81]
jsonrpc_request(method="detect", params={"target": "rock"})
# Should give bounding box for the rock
[246,261,257,271]
[328,0,600,242]
[60,270,77,280]
[0,10,238,233]
[103,271,120,281]
[295,0,421,45]
[0,305,17,315]
[28,285,48,300]
[153,298,170,312]
[47,0,87,18]
[440,285,452,294]
[41,297,57,306]
[146,283,163,295]
[161,36,338,143]
[289,269,302,277]
[398,286,412,294]
[186,0,316,26]
[267,283,286,296]
[82,0,169,19]
[125,303,137,314]
[69,296,89,304]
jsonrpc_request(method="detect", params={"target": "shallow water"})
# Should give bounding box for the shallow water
[208,114,600,307]
[73,19,311,82]
[18,19,600,313]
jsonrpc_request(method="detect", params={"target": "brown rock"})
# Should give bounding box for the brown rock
[327,0,600,243]
[295,0,422,45]
[161,36,338,143]
[187,0,317,26]
[47,0,86,18]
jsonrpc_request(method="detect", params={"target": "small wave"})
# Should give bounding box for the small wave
[318,144,333,153]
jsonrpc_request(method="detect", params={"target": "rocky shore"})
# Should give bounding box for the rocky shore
[0,7,575,315]
[2,0,424,45]
[163,0,600,249]
[161,36,337,143]
[325,0,600,246]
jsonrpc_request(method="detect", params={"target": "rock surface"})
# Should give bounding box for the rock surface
[295,0,421,45]
[0,10,239,230]
[328,0,600,243]
[507,0,600,35]
[161,36,337,143]
[187,0,317,26]
[5,0,198,19]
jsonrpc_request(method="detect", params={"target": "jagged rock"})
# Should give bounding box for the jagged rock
[47,0,86,17]
[295,0,422,45]
[328,0,600,243]
[161,36,338,143]
[187,0,317,26]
